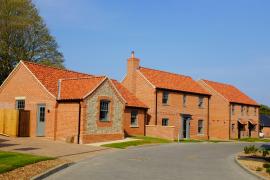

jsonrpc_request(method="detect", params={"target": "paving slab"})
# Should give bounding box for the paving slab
[88,138,141,146]
[0,135,113,162]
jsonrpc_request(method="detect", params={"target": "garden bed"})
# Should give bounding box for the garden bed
[237,145,270,179]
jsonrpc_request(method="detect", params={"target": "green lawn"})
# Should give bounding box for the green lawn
[238,138,270,142]
[177,139,229,143]
[101,136,172,149]
[0,151,53,174]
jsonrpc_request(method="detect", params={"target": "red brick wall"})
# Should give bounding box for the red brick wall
[156,90,209,140]
[122,60,209,140]
[122,69,156,125]
[56,102,79,142]
[145,125,175,140]
[0,63,56,138]
[230,104,259,139]
[124,108,146,136]
[262,127,270,138]
[198,80,259,140]
[198,80,230,140]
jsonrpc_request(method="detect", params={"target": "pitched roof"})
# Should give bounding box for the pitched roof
[22,61,93,97]
[112,80,148,108]
[260,114,270,127]
[202,79,258,106]
[138,67,210,95]
[59,77,106,100]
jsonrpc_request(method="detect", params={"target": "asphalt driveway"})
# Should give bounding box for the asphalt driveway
[45,142,263,180]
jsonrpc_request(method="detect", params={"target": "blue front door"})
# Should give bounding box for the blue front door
[36,104,46,136]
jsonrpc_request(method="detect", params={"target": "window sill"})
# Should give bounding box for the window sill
[130,126,139,128]
[162,104,169,106]
[197,134,204,136]
[99,120,111,123]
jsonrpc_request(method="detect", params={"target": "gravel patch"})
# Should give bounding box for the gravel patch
[0,159,69,180]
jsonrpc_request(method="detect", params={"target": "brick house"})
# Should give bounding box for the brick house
[260,114,270,138]
[122,52,211,140]
[198,79,259,140]
[0,61,147,143]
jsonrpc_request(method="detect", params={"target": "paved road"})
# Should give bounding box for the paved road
[46,143,261,180]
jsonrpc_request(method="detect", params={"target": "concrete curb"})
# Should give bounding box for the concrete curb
[31,162,74,180]
[234,154,267,180]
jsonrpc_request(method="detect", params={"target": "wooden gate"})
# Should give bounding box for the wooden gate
[18,110,30,137]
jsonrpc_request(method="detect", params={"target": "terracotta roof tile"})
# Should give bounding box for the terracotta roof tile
[22,61,93,97]
[202,79,258,106]
[59,77,105,100]
[139,67,210,95]
[112,80,148,108]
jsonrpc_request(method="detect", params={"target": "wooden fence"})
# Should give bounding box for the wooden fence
[0,109,30,137]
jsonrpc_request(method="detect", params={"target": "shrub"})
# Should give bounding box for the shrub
[244,145,258,154]
[262,150,270,157]
[256,167,263,171]
[266,168,270,174]
[263,164,270,168]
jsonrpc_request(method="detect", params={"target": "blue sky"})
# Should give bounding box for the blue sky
[33,0,270,106]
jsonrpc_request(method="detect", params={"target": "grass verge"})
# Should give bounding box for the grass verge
[238,138,270,142]
[177,139,229,143]
[0,151,54,174]
[101,136,172,149]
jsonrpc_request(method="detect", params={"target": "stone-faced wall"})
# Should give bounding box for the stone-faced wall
[82,79,125,143]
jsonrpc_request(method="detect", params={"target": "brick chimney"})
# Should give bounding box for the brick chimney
[126,51,140,94]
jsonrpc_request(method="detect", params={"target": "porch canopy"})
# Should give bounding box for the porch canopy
[248,119,257,125]
[238,119,247,125]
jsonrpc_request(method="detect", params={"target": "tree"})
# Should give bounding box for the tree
[0,0,64,84]
[260,104,270,115]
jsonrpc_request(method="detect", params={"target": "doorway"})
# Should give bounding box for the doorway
[181,115,191,139]
[36,104,46,137]
[238,121,245,139]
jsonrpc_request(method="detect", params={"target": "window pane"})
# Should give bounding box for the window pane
[198,97,203,108]
[162,92,169,104]
[183,95,187,107]
[16,100,25,110]
[131,111,138,126]
[162,118,169,126]
[39,107,45,122]
[198,120,204,134]
[100,100,110,121]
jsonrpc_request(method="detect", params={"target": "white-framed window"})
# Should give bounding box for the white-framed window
[198,120,204,134]
[183,94,187,107]
[198,96,204,108]
[162,91,169,104]
[100,100,110,121]
[131,110,138,127]
[162,118,169,126]
[16,99,25,110]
